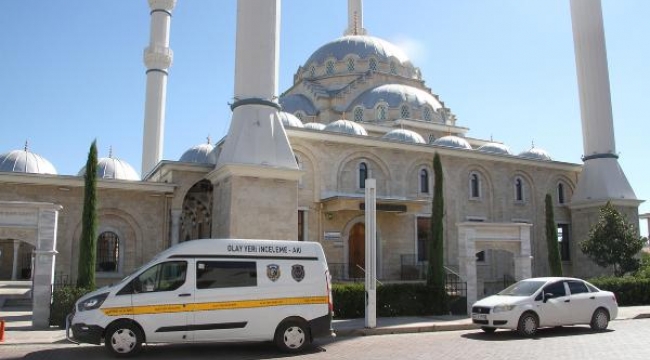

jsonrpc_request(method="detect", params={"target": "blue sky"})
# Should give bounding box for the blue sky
[1,1,648,233]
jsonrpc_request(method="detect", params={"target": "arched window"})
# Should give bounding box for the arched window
[359,162,368,189]
[470,173,481,199]
[369,58,377,71]
[400,105,410,119]
[390,61,397,74]
[353,106,364,122]
[294,111,305,121]
[515,177,524,202]
[420,169,429,193]
[558,183,566,204]
[309,65,316,78]
[326,60,335,75]
[423,106,432,121]
[347,57,355,72]
[376,104,387,121]
[96,231,119,272]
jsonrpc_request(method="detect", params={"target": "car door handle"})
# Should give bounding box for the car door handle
[590,296,596,300]
[564,299,570,303]
[178,293,192,297]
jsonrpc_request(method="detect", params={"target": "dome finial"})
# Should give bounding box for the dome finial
[109,145,113,158]
[531,140,535,149]
[206,135,211,145]
[344,0,367,36]
[24,140,28,151]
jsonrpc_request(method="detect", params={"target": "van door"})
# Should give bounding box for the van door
[192,260,259,342]
[123,260,194,343]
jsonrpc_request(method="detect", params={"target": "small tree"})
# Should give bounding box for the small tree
[427,152,447,314]
[545,194,563,276]
[77,140,98,289]
[580,202,646,277]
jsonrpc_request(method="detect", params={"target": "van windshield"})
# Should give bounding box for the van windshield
[497,280,546,296]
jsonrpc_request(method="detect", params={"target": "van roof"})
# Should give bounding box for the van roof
[157,238,324,261]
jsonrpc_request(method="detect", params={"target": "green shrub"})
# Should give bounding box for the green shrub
[589,276,650,306]
[50,286,93,328]
[332,282,459,318]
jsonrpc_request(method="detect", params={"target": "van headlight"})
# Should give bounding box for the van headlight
[492,304,517,313]
[77,293,109,312]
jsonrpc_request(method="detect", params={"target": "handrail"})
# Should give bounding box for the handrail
[355,264,384,286]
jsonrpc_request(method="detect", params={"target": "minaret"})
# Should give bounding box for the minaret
[344,0,367,36]
[569,0,641,278]
[141,0,176,178]
[569,0,636,204]
[210,0,302,240]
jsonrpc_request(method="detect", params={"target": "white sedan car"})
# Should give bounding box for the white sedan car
[471,277,618,336]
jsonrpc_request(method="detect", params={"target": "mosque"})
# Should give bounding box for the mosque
[0,0,641,326]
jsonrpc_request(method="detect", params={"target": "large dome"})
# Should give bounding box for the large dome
[303,122,326,131]
[305,35,412,67]
[382,129,426,144]
[180,142,217,164]
[349,84,444,116]
[78,156,140,180]
[324,119,368,136]
[0,147,57,175]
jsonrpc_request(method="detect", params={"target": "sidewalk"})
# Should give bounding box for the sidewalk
[2,305,650,346]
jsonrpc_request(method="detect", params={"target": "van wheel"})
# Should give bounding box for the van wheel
[105,321,144,357]
[275,319,310,353]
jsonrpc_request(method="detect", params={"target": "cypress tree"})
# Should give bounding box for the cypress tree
[428,153,446,313]
[77,140,98,289]
[545,193,563,276]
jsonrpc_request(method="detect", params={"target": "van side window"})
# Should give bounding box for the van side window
[196,261,257,289]
[131,261,187,294]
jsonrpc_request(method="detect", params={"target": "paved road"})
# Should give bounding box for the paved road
[3,319,650,360]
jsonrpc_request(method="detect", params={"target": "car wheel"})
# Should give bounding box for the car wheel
[517,312,538,337]
[590,308,609,331]
[275,319,310,353]
[481,327,496,334]
[105,321,144,358]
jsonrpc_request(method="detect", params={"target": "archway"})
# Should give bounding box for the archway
[458,222,532,314]
[0,201,61,328]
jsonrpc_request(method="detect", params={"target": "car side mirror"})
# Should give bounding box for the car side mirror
[543,292,554,303]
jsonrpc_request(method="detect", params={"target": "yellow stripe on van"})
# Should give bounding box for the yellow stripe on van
[101,296,328,317]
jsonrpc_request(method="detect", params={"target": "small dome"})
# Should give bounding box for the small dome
[0,146,57,175]
[519,147,552,161]
[304,122,326,131]
[278,111,304,128]
[382,129,426,144]
[432,135,472,150]
[180,142,217,164]
[323,119,368,136]
[478,142,512,155]
[78,156,140,181]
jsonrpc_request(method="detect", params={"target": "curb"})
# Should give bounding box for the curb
[335,322,478,337]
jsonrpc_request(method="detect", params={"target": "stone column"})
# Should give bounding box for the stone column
[32,205,61,328]
[11,239,20,280]
[170,209,182,246]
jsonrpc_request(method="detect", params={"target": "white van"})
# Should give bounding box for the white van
[66,238,334,357]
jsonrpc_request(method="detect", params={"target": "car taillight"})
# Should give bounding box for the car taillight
[325,270,334,313]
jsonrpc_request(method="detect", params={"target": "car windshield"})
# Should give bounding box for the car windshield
[497,280,546,296]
